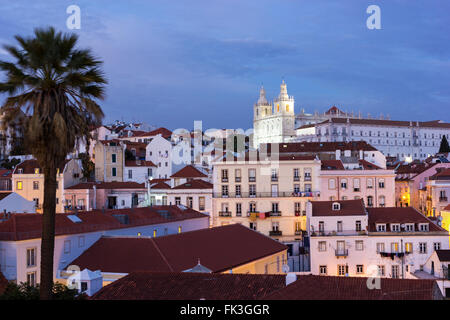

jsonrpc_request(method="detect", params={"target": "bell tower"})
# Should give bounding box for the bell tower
[273,80,295,141]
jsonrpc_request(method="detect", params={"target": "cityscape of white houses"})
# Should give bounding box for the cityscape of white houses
[307,199,449,280]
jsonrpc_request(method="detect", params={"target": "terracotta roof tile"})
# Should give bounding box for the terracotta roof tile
[311,199,366,217]
[172,180,212,190]
[436,250,450,262]
[265,275,441,300]
[13,159,68,174]
[0,206,207,241]
[91,272,285,300]
[124,160,156,167]
[170,165,207,178]
[68,224,287,274]
[321,160,345,170]
[66,181,146,190]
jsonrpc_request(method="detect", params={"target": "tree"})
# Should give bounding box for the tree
[0,282,86,300]
[0,27,106,299]
[439,135,450,153]
[78,152,95,179]
[0,157,20,169]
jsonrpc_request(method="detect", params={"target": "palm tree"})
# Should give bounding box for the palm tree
[0,27,106,299]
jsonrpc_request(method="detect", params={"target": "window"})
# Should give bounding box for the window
[187,197,193,209]
[248,169,256,182]
[34,168,40,174]
[128,170,132,179]
[419,242,427,254]
[112,154,117,163]
[271,202,279,214]
[340,179,347,189]
[178,226,182,233]
[378,265,385,276]
[235,185,241,196]
[355,240,364,251]
[376,224,386,232]
[356,265,364,274]
[199,197,205,211]
[27,272,36,287]
[16,181,23,190]
[249,184,256,197]
[378,179,385,188]
[332,202,340,211]
[293,184,300,193]
[319,266,327,275]
[294,202,301,214]
[305,184,312,192]
[272,221,279,232]
[356,220,362,232]
[419,224,429,232]
[175,197,181,205]
[367,196,373,207]
[235,169,241,182]
[338,265,348,276]
[26,248,36,267]
[271,168,278,181]
[153,230,157,237]
[293,168,300,180]
[112,167,117,177]
[147,168,153,177]
[64,240,71,254]
[78,236,85,248]
[391,242,399,253]
[249,222,257,231]
[391,224,400,232]
[304,168,312,180]
[80,282,88,293]
[337,221,343,232]
[434,242,441,251]
[318,241,327,252]
[353,178,360,191]
[221,169,228,182]
[405,242,413,253]
[391,265,399,278]
[221,185,229,197]
[379,195,385,207]
[33,181,39,190]
[376,243,385,253]
[328,179,336,190]
[405,224,414,232]
[318,221,324,233]
[236,203,242,216]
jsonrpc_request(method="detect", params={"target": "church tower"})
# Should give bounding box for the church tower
[253,86,272,148]
[273,80,295,141]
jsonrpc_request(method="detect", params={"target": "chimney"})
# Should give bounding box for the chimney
[336,150,341,160]
[359,150,363,160]
[285,273,297,286]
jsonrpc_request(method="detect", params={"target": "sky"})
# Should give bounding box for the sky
[0,0,449,131]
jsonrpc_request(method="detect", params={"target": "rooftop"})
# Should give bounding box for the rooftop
[311,199,366,217]
[171,179,213,190]
[91,272,285,300]
[436,249,450,262]
[264,275,442,300]
[0,206,207,241]
[170,165,207,178]
[68,224,287,274]
[66,181,146,190]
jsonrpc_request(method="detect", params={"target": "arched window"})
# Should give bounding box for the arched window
[286,104,289,112]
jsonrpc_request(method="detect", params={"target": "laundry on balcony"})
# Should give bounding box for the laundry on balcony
[259,212,266,219]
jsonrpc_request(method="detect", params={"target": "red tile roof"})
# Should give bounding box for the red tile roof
[429,168,450,180]
[172,179,212,190]
[275,141,378,153]
[133,127,172,139]
[66,181,146,190]
[321,160,345,170]
[323,117,450,129]
[150,181,171,189]
[358,159,382,170]
[436,250,450,262]
[311,199,366,217]
[0,206,207,241]
[68,224,287,274]
[91,272,285,300]
[13,159,68,174]
[0,169,12,178]
[124,160,156,167]
[367,207,446,233]
[170,165,207,178]
[443,204,450,211]
[264,275,442,300]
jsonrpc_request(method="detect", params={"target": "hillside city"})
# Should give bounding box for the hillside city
[0,81,449,300]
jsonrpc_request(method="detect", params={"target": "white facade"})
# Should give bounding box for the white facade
[123,163,156,184]
[253,81,296,148]
[0,192,36,213]
[307,201,450,279]
[146,135,172,179]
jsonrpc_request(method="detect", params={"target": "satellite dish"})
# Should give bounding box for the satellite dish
[282,264,290,273]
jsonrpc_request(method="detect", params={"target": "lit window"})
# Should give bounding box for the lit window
[34,168,39,174]
[178,226,182,234]
[17,181,23,190]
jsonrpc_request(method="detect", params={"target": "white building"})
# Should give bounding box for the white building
[414,249,450,298]
[0,192,36,213]
[253,81,296,149]
[307,199,449,279]
[123,160,156,184]
[146,135,173,179]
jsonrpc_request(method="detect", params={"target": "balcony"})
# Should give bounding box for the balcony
[269,230,282,237]
[295,230,302,236]
[218,211,232,217]
[293,176,300,181]
[235,177,241,182]
[221,177,228,182]
[249,177,256,182]
[269,211,282,217]
[295,211,301,216]
[213,191,320,198]
[439,197,448,202]
[335,249,348,257]
[304,176,312,181]
[271,176,278,182]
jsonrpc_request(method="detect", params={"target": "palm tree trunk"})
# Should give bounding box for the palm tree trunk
[39,163,58,300]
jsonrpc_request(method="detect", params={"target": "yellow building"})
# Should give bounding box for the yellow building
[12,159,83,213]
[94,140,125,182]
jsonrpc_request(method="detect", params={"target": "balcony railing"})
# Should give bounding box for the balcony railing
[235,177,241,182]
[221,177,229,182]
[293,176,300,181]
[304,176,312,181]
[335,249,348,257]
[295,230,302,235]
[218,211,232,217]
[269,211,282,217]
[269,230,282,236]
[213,191,320,198]
[271,176,278,182]
[439,197,448,202]
[249,177,256,182]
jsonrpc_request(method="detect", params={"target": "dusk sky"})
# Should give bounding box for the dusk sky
[1,1,449,131]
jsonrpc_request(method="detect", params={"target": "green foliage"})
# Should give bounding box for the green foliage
[1,157,20,169]
[78,152,95,178]
[0,282,86,300]
[439,135,450,153]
